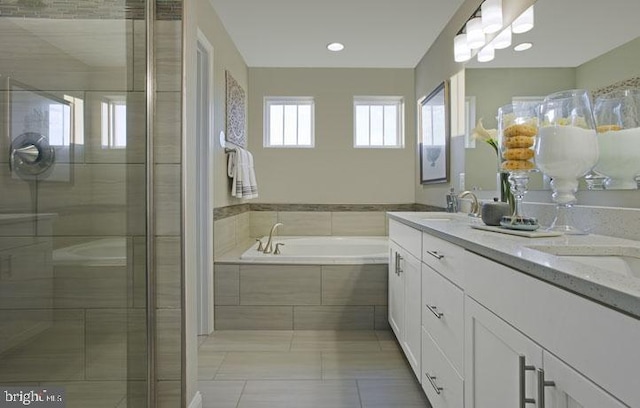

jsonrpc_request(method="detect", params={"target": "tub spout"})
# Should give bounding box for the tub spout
[263,223,283,254]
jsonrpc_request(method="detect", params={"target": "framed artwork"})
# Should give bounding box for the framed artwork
[225,71,246,147]
[419,81,450,184]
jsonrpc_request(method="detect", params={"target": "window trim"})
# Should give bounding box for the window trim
[263,96,315,148]
[353,96,404,149]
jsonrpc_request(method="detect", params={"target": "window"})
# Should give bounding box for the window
[264,97,314,148]
[354,97,404,148]
[101,97,127,149]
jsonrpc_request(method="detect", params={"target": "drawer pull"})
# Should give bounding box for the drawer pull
[426,304,444,319]
[425,372,443,395]
[537,368,556,408]
[426,250,444,260]
[519,355,536,407]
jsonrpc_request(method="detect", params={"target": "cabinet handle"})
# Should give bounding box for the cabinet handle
[394,252,399,275]
[426,250,444,260]
[537,368,556,408]
[519,355,536,407]
[426,304,444,319]
[425,372,443,395]
[397,254,403,274]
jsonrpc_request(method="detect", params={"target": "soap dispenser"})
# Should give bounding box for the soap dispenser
[446,188,458,213]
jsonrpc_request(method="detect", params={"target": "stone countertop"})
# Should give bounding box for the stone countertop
[388,212,640,319]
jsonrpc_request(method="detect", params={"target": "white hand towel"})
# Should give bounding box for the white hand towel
[227,146,258,199]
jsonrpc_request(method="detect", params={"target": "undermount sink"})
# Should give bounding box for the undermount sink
[526,245,640,278]
[416,212,467,222]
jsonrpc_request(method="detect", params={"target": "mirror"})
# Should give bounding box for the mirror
[463,0,640,192]
[419,81,450,184]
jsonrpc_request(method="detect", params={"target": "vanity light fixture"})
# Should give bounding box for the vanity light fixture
[477,43,495,62]
[466,17,486,49]
[512,5,534,34]
[492,26,512,49]
[481,0,503,34]
[514,42,533,51]
[454,33,472,62]
[327,42,344,52]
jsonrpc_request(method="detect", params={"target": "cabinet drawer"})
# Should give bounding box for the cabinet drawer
[422,328,463,408]
[421,232,465,287]
[422,263,464,374]
[389,220,421,258]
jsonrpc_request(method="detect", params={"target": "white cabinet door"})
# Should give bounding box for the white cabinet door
[465,296,543,408]
[540,351,627,408]
[388,242,404,341]
[402,249,421,380]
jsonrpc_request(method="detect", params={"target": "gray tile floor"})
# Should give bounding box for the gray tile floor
[197,330,431,408]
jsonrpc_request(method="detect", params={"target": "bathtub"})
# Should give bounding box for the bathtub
[240,236,388,264]
[53,237,127,267]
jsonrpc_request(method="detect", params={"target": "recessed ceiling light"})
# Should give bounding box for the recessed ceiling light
[514,42,533,52]
[327,42,344,52]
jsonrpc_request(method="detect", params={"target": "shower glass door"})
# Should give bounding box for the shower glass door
[0,2,148,407]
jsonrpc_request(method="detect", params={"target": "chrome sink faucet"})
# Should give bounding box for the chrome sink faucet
[263,223,283,254]
[459,191,481,217]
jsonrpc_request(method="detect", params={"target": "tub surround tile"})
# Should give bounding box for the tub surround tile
[214,204,250,220]
[331,212,386,236]
[215,306,293,330]
[214,216,237,256]
[277,212,331,236]
[133,236,147,309]
[215,352,322,380]
[198,380,245,408]
[214,264,240,305]
[322,265,387,306]
[293,306,375,330]
[199,330,293,352]
[237,380,361,408]
[249,211,278,238]
[236,212,250,242]
[240,265,321,306]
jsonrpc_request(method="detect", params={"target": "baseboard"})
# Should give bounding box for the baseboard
[188,391,202,408]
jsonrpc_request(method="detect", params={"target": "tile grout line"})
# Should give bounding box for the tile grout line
[355,379,365,408]
[233,380,248,408]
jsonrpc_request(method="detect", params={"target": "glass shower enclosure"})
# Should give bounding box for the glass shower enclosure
[0,1,150,406]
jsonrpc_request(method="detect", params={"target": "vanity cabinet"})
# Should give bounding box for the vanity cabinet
[388,221,422,380]
[464,296,542,408]
[388,215,640,408]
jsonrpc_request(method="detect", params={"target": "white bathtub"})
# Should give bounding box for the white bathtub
[240,236,388,264]
[53,237,127,267]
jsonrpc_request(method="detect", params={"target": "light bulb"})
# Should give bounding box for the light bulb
[466,17,486,49]
[512,6,534,34]
[482,0,503,34]
[454,33,471,62]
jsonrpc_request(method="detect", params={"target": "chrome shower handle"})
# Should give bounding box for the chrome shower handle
[12,144,41,164]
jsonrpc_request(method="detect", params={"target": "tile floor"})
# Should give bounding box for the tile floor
[197,330,431,408]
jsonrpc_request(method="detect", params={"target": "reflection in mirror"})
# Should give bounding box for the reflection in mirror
[462,0,640,192]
